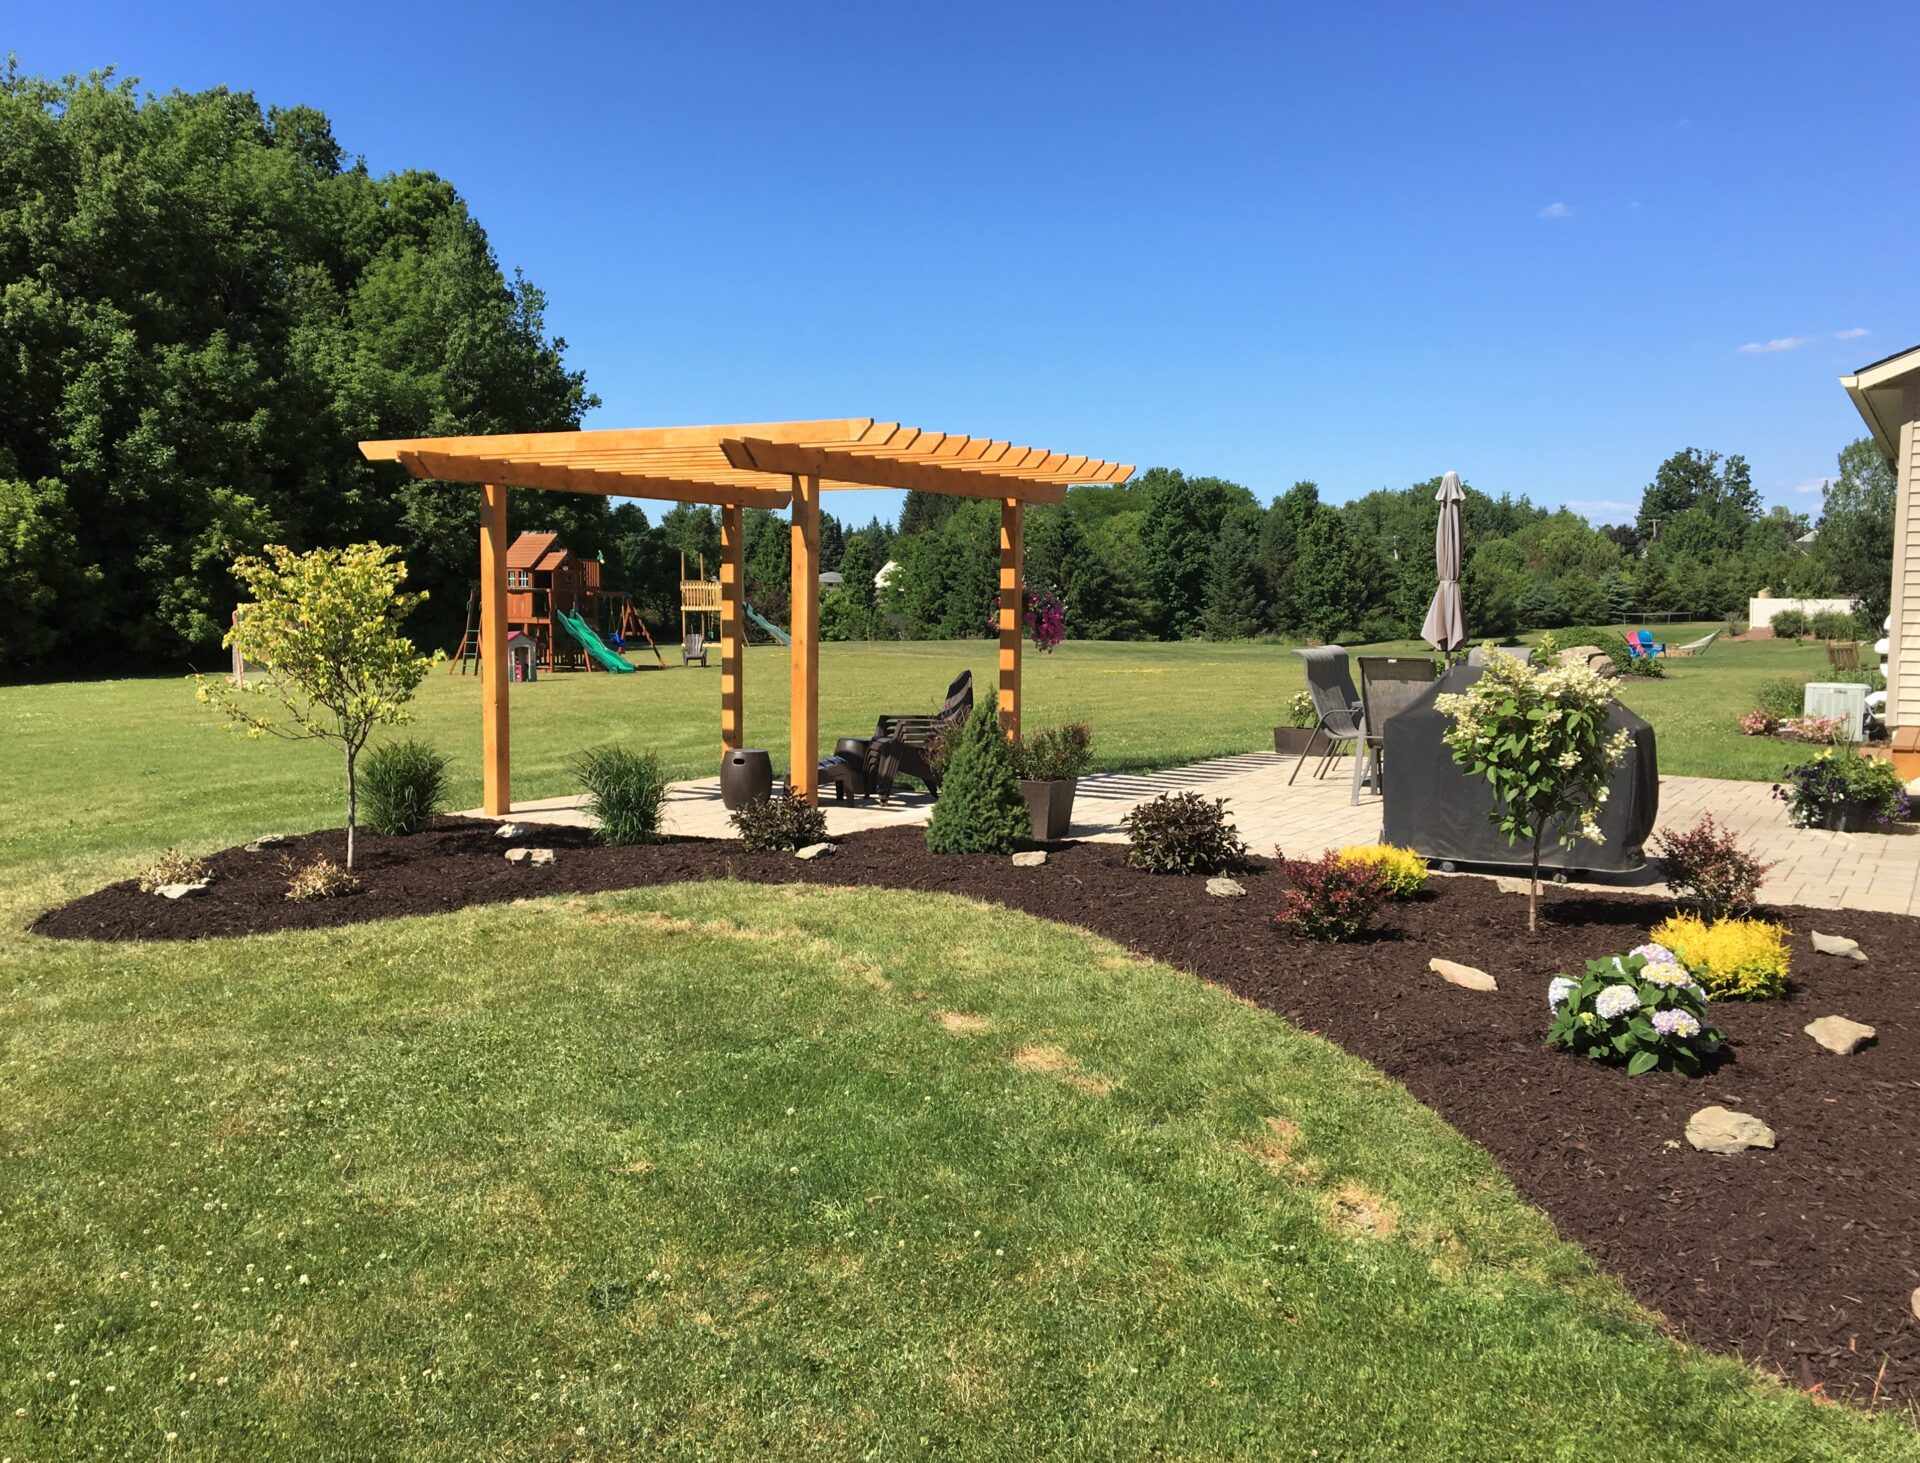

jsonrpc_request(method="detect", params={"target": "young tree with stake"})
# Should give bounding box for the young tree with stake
[197,544,435,869]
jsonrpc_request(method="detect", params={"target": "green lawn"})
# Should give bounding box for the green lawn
[0,633,1832,927]
[2,644,1914,1456]
[5,882,1914,1459]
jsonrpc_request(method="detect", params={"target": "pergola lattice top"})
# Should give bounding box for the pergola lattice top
[361,419,1133,508]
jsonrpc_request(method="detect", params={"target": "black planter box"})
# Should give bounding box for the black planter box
[1020,777,1077,841]
[1272,726,1324,756]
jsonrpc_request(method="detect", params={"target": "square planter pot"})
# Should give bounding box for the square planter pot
[1821,801,1879,833]
[1020,777,1077,842]
[1273,726,1324,757]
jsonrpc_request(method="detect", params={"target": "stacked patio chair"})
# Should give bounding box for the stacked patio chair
[1288,648,1366,787]
[1352,656,1438,803]
[826,669,975,803]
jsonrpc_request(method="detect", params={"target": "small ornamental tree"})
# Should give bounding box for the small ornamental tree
[196,544,434,868]
[1436,646,1632,932]
[925,700,1030,855]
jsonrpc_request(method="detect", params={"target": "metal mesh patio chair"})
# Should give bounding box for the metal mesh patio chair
[1288,647,1365,787]
[1352,656,1438,803]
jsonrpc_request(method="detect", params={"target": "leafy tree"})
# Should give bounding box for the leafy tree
[1258,481,1321,632]
[837,528,884,611]
[1291,507,1372,642]
[195,544,434,868]
[0,474,103,660]
[819,511,845,573]
[925,700,1030,854]
[0,64,595,667]
[1818,438,1897,622]
[1636,448,1756,557]
[742,508,790,603]
[898,490,962,538]
[1138,468,1255,637]
[1202,511,1264,639]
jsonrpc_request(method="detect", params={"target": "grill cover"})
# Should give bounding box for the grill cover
[1379,666,1658,875]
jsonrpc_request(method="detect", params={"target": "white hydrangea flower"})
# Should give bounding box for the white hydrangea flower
[1594,984,1641,1020]
[1548,976,1576,1010]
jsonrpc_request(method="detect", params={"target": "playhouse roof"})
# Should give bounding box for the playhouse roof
[362,420,1133,507]
[505,531,561,570]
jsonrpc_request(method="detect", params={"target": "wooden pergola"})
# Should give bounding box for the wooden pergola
[360,420,1132,814]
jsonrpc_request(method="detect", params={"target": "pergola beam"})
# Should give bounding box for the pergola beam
[723,440,1072,503]
[398,451,792,510]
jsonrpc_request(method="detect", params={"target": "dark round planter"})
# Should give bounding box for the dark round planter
[721,749,774,811]
[1020,777,1077,842]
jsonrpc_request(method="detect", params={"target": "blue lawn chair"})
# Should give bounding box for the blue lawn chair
[1631,629,1665,659]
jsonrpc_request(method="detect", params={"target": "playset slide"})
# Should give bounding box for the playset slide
[558,609,637,673]
[744,602,791,646]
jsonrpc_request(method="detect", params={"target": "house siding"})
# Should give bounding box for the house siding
[1893,417,1920,730]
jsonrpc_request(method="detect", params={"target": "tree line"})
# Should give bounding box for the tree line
[0,66,1899,668]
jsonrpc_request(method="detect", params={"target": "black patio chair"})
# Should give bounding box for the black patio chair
[1352,656,1438,803]
[831,669,974,803]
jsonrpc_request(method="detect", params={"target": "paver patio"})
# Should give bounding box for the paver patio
[471,751,1920,915]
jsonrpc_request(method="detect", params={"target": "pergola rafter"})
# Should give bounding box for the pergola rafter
[360,419,1131,815]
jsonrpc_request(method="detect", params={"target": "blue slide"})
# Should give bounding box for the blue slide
[558,609,636,672]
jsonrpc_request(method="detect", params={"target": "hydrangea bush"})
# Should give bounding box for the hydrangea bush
[1546,943,1723,1076]
[1437,647,1633,932]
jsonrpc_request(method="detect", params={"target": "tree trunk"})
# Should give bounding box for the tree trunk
[1528,830,1542,934]
[345,744,358,870]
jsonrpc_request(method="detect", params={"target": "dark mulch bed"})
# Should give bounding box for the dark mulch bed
[32,820,1920,1409]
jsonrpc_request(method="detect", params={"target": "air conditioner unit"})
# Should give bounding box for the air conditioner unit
[1803,682,1868,741]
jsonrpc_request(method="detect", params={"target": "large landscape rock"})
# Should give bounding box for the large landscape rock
[155,880,210,900]
[243,834,289,852]
[1428,957,1496,991]
[1803,1016,1876,1055]
[504,847,555,866]
[1557,645,1616,679]
[1206,877,1247,898]
[493,822,532,841]
[1011,851,1048,868]
[795,843,836,860]
[1686,1106,1776,1155]
[1810,931,1868,962]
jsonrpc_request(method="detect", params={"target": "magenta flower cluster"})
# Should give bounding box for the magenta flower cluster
[1024,590,1066,654]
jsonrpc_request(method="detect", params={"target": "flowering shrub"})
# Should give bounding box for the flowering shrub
[1773,742,1912,828]
[1546,944,1722,1075]
[1652,814,1775,921]
[1650,914,1791,1000]
[1334,843,1428,898]
[1437,646,1633,931]
[1273,851,1389,941]
[1778,714,1846,744]
[1123,792,1249,875]
[1024,590,1067,653]
[1738,708,1778,737]
[1281,691,1317,729]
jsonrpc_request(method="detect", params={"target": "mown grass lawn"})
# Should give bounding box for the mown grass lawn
[0,632,1832,922]
[5,884,1916,1460]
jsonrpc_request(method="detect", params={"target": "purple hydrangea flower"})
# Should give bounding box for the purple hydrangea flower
[1630,942,1675,966]
[1594,984,1641,1020]
[1651,1008,1701,1039]
[1548,976,1576,1010]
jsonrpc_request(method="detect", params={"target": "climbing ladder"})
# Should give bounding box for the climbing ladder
[448,588,481,675]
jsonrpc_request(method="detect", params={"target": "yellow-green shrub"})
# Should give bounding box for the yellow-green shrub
[1335,844,1428,899]
[1650,914,1790,1000]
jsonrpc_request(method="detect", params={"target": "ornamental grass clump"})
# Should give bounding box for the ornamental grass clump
[136,847,211,893]
[1546,943,1723,1076]
[730,791,828,852]
[1122,792,1249,875]
[1650,914,1791,1000]
[925,701,1030,855]
[1273,850,1388,941]
[1652,814,1775,921]
[570,744,670,846]
[359,738,451,836]
[1334,843,1427,899]
[284,855,360,903]
[1437,646,1632,932]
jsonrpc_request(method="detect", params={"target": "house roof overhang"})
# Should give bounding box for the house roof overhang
[1841,344,1920,459]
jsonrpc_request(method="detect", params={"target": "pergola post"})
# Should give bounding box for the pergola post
[998,497,1024,739]
[719,503,744,753]
[789,473,821,802]
[478,481,511,815]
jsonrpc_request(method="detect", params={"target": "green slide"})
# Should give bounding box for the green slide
[557,609,636,673]
[744,602,791,645]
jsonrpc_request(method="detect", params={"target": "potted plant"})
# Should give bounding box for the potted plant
[1012,722,1094,841]
[1773,741,1912,832]
[1274,691,1321,756]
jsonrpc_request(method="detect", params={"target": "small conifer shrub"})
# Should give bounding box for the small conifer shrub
[925,701,1030,855]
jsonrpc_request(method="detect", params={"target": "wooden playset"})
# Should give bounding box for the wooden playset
[448,532,661,674]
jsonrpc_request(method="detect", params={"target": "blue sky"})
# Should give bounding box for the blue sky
[14,2,1918,527]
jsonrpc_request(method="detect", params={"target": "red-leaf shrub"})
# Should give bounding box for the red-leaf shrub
[1652,814,1776,921]
[1272,849,1389,941]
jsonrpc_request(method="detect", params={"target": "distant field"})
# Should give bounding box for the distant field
[0,630,1835,924]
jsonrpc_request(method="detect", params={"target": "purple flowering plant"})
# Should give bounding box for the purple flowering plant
[1546,946,1723,1076]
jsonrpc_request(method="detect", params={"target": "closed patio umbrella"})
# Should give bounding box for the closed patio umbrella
[1420,470,1467,653]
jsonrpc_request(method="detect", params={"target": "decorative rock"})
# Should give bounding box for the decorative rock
[1912,1286,1920,1322]
[795,842,837,860]
[1205,876,1246,897]
[1428,957,1496,992]
[1685,1106,1776,1155]
[505,847,555,866]
[493,822,531,840]
[1803,1016,1876,1055]
[155,880,210,900]
[1011,850,1048,868]
[243,833,289,852]
[1810,931,1867,962]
